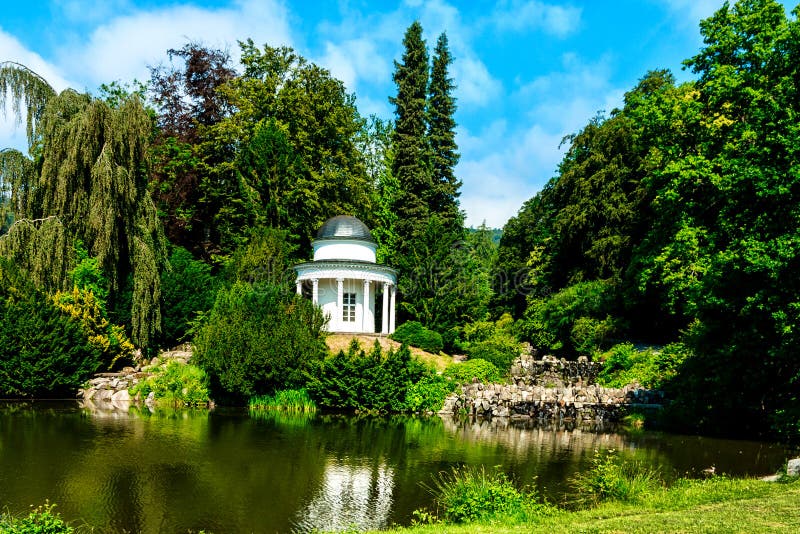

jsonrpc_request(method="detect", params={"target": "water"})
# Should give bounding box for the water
[0,401,792,533]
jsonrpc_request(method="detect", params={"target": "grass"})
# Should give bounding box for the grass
[249,388,316,413]
[385,476,800,533]
[325,334,453,372]
[389,477,800,533]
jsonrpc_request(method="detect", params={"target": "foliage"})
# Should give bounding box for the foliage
[198,41,373,254]
[391,321,444,353]
[568,449,664,508]
[443,359,502,384]
[129,360,209,406]
[0,259,101,397]
[454,314,521,373]
[427,32,462,234]
[147,43,236,254]
[159,245,216,346]
[405,373,457,413]
[193,281,327,401]
[223,226,294,289]
[519,280,620,357]
[423,466,556,524]
[307,340,447,412]
[0,501,73,534]
[495,0,800,438]
[52,287,135,369]
[596,342,691,389]
[0,62,166,349]
[249,389,316,413]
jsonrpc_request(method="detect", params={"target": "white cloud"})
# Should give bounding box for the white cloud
[491,0,582,37]
[656,0,725,27]
[319,38,390,93]
[57,0,293,88]
[452,55,502,107]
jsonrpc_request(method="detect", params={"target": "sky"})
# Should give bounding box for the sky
[1,0,796,228]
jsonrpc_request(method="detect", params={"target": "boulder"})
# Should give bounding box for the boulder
[788,458,800,477]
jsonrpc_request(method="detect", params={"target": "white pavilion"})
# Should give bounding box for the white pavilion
[294,215,397,334]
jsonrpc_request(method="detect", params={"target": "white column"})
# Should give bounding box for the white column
[389,284,396,334]
[337,278,344,332]
[296,279,302,296]
[382,282,390,334]
[311,278,319,305]
[362,279,370,333]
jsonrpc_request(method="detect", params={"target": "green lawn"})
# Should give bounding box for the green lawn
[384,477,800,534]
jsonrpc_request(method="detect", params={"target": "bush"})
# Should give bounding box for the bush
[425,466,556,524]
[193,282,327,401]
[391,321,444,353]
[466,336,520,373]
[519,280,621,356]
[159,246,216,346]
[0,260,102,397]
[308,340,448,412]
[129,360,209,406]
[443,359,502,384]
[597,342,691,389]
[569,449,663,508]
[405,374,457,412]
[0,502,74,534]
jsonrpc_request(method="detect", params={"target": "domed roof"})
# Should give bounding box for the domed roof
[316,215,375,242]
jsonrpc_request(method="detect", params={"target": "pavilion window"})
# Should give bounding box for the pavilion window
[342,292,356,322]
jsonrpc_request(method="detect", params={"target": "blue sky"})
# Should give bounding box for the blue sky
[1,1,796,227]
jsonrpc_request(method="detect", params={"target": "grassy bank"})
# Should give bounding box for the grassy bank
[388,476,800,533]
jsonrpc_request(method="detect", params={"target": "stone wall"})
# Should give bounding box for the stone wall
[439,355,663,424]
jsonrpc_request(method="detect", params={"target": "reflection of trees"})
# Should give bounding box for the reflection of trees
[0,404,789,531]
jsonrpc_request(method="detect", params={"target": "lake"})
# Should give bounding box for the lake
[0,401,791,532]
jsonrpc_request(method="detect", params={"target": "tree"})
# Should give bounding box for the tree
[193,282,328,401]
[0,62,166,348]
[390,21,431,253]
[0,259,102,397]
[427,32,463,234]
[148,43,236,255]
[198,41,372,254]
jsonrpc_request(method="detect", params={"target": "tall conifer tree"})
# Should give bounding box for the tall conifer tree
[390,21,431,251]
[427,32,463,235]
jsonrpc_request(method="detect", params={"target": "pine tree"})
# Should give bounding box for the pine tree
[427,32,463,235]
[390,21,431,251]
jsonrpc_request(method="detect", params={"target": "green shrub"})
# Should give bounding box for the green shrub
[249,389,317,413]
[405,374,457,412]
[569,449,663,507]
[0,501,74,534]
[160,246,216,346]
[308,340,447,412]
[129,360,209,406]
[466,336,520,373]
[193,282,327,401]
[519,280,621,356]
[391,321,444,353]
[0,260,102,397]
[443,359,502,384]
[597,342,691,389]
[425,466,556,524]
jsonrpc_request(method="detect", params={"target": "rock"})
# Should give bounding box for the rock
[112,390,130,402]
[788,458,800,477]
[145,391,155,405]
[94,389,112,402]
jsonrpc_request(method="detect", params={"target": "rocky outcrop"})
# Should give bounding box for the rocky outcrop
[439,355,663,423]
[78,345,193,409]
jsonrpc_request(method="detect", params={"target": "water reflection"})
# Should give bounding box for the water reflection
[294,460,394,532]
[0,402,793,533]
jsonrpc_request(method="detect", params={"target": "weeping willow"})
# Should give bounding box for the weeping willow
[0,62,165,348]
